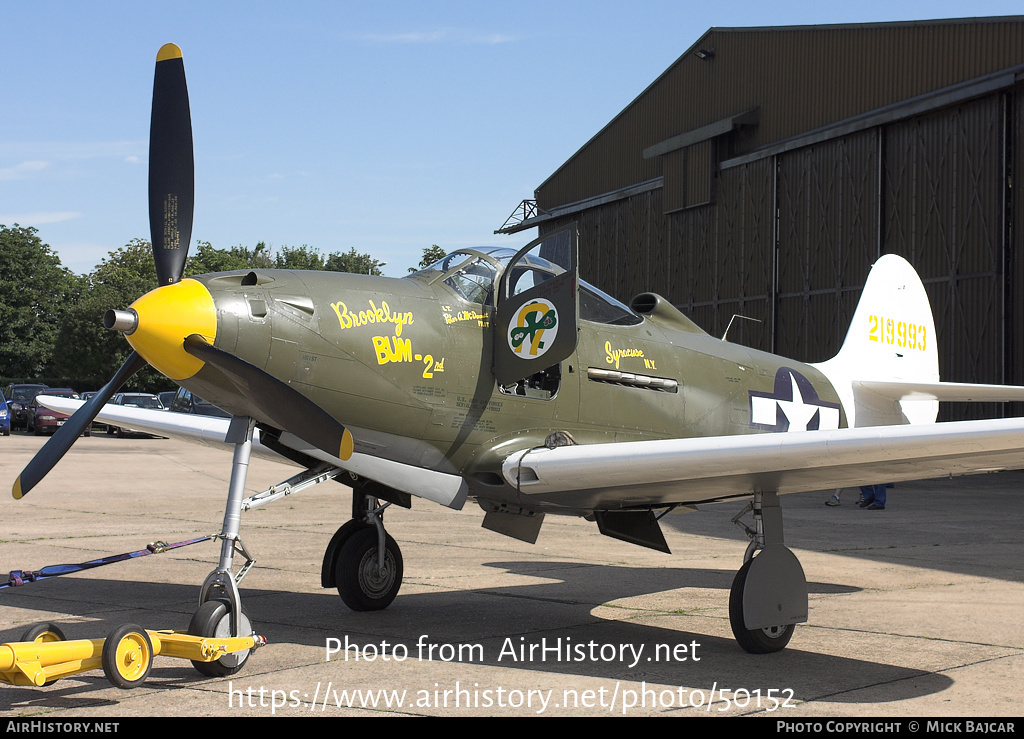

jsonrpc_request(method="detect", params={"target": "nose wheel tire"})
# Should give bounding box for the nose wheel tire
[334,527,403,611]
[101,624,153,689]
[187,599,253,677]
[728,558,795,654]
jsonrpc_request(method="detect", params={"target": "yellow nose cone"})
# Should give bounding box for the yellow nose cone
[126,279,217,380]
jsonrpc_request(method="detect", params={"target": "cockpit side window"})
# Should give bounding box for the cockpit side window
[508,266,556,297]
[579,284,643,326]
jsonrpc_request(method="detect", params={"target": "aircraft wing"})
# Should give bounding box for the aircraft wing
[500,417,1024,511]
[36,396,468,509]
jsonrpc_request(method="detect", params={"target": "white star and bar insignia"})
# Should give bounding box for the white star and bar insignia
[749,367,841,433]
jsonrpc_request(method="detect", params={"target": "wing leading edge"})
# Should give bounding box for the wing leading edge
[36,396,468,510]
[500,418,1024,511]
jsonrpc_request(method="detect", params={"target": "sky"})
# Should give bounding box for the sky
[3,1,1023,278]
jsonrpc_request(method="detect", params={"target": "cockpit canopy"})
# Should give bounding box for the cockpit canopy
[408,246,641,326]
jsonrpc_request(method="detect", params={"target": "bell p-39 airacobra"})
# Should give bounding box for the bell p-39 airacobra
[17,45,1024,674]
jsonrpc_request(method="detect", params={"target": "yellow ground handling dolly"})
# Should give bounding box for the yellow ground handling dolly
[0,621,266,689]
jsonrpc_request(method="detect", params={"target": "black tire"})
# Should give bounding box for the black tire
[187,599,252,677]
[20,622,66,683]
[321,519,370,588]
[101,623,153,689]
[335,527,403,611]
[20,622,67,643]
[18,623,66,685]
[728,558,795,654]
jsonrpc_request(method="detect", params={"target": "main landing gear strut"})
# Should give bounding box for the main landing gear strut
[729,490,808,653]
[321,492,404,611]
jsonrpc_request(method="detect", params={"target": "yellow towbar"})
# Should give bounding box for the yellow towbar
[0,622,265,689]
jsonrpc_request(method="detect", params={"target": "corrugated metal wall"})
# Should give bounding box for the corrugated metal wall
[543,79,1022,421]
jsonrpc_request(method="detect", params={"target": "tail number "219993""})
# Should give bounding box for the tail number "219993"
[868,314,926,351]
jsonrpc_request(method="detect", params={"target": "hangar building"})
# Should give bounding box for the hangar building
[498,17,1024,419]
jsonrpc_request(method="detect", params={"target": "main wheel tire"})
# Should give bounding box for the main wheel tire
[187,599,252,677]
[321,519,370,588]
[101,623,153,689]
[728,558,795,654]
[335,527,403,611]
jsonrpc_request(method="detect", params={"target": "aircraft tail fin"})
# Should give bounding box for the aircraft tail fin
[814,254,1024,427]
[813,254,940,427]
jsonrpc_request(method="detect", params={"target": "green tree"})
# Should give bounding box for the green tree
[186,241,273,275]
[410,244,447,272]
[50,239,163,389]
[0,225,76,378]
[275,245,327,271]
[324,248,385,275]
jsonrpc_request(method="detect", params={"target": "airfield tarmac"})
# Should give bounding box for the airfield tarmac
[0,433,1020,718]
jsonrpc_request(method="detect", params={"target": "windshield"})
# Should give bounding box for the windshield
[409,246,641,325]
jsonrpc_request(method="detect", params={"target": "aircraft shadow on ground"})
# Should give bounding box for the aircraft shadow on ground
[0,561,952,709]
[660,485,1024,585]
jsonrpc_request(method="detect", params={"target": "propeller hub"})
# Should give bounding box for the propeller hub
[125,278,217,380]
[104,309,139,335]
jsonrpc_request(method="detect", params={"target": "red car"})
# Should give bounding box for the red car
[27,389,88,436]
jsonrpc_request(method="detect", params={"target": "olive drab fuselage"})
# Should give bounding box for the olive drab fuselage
[176,247,846,515]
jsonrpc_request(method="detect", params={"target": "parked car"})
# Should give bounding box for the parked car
[157,390,177,408]
[27,388,85,436]
[79,391,104,432]
[5,384,49,430]
[107,393,166,437]
[167,387,230,418]
[0,389,10,436]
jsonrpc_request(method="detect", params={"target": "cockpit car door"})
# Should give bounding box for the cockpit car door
[493,225,578,386]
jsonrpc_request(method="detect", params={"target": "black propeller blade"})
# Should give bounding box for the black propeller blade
[14,44,195,499]
[149,43,194,286]
[182,335,354,461]
[14,352,148,499]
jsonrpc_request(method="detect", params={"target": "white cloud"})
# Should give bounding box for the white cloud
[0,160,48,181]
[0,211,82,225]
[0,141,143,161]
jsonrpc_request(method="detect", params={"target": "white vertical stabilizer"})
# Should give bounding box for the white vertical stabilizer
[813,254,939,427]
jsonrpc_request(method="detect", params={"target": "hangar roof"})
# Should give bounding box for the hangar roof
[529,17,1024,218]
